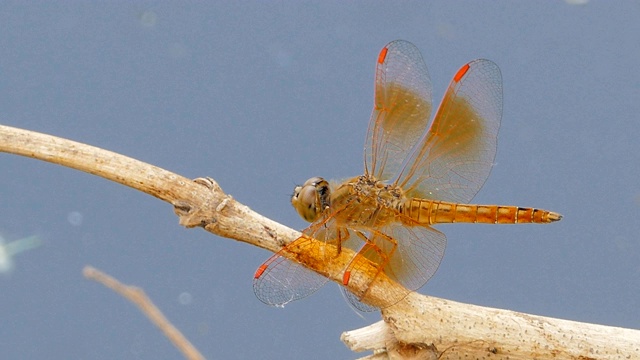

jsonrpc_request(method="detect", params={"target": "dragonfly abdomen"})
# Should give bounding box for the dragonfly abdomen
[403,199,562,225]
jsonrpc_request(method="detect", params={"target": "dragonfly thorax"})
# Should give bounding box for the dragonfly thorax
[329,175,406,228]
[351,175,405,208]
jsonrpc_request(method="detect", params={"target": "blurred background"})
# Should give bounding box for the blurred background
[1,2,638,359]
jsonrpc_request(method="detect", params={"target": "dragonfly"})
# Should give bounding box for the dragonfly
[253,40,562,311]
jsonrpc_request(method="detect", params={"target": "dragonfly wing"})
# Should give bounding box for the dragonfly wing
[253,218,346,307]
[398,59,503,203]
[381,222,447,292]
[253,244,330,307]
[365,40,433,182]
[344,220,447,311]
[338,233,401,310]
[337,229,387,311]
[340,285,378,312]
[340,223,446,309]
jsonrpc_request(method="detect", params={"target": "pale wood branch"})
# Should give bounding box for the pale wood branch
[2,124,639,359]
[83,266,204,360]
[0,124,298,254]
[344,292,640,359]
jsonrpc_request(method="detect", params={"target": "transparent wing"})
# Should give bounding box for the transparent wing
[381,222,447,292]
[341,222,447,309]
[365,40,433,182]
[253,218,345,307]
[253,244,329,307]
[398,59,503,203]
[341,285,378,312]
[336,231,383,312]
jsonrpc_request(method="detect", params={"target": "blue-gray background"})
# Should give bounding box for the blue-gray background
[1,2,638,359]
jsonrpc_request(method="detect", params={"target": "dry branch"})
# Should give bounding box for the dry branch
[83,266,204,360]
[344,293,640,359]
[1,124,638,359]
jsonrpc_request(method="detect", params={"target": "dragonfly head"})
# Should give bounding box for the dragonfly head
[291,177,331,223]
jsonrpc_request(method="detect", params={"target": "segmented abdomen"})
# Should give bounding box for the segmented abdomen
[402,198,562,225]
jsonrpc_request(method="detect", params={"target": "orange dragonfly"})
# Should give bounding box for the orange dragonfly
[253,40,562,311]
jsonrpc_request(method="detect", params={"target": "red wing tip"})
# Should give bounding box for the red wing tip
[378,47,389,64]
[342,270,351,285]
[453,63,471,82]
[254,264,268,279]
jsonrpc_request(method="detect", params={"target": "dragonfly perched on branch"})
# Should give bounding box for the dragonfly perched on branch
[254,40,562,312]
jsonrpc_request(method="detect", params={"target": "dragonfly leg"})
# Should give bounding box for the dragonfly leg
[334,227,352,257]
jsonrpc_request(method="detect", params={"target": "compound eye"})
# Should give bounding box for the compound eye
[291,177,330,223]
[302,177,324,187]
[291,183,320,222]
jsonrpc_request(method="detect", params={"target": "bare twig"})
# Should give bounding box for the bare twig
[2,124,639,359]
[83,266,204,360]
